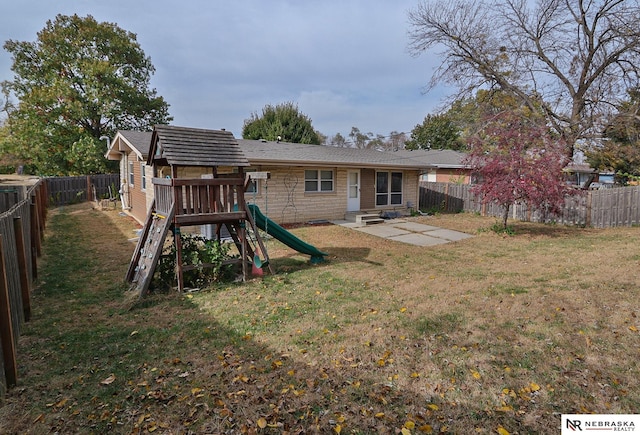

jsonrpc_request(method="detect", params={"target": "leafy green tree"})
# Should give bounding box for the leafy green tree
[2,14,172,175]
[586,89,640,184]
[326,132,348,147]
[405,113,462,151]
[242,102,321,144]
[408,89,544,152]
[348,127,373,149]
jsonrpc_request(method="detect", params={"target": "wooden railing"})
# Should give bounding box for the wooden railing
[153,177,247,225]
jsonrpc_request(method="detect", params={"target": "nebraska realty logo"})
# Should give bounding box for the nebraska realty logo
[562,414,639,433]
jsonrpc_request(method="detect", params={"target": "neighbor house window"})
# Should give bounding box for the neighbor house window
[140,163,146,190]
[128,161,135,186]
[376,171,403,206]
[305,169,334,192]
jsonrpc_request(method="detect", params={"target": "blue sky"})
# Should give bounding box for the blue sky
[0,1,447,140]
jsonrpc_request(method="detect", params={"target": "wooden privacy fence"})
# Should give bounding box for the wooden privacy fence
[46,174,119,206]
[419,182,640,228]
[0,179,46,400]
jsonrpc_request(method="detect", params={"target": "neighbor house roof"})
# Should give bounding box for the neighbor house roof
[105,130,153,161]
[237,139,432,170]
[148,125,249,167]
[390,149,468,169]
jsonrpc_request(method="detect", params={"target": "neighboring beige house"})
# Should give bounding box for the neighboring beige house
[391,149,471,184]
[106,126,465,225]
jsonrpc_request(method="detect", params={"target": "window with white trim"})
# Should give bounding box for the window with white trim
[128,161,135,186]
[376,171,403,206]
[140,163,146,190]
[304,169,334,192]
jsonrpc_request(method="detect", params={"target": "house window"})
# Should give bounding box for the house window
[140,163,146,190]
[128,161,134,186]
[376,171,403,206]
[305,169,334,192]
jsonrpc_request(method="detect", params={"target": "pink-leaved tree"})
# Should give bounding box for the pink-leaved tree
[464,111,579,229]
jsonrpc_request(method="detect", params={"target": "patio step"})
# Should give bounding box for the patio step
[355,213,384,225]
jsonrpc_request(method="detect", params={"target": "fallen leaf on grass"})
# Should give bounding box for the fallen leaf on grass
[471,370,481,380]
[100,374,116,385]
[497,426,510,435]
[257,418,267,428]
[629,325,638,332]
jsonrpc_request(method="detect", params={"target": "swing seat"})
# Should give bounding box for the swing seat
[253,254,263,268]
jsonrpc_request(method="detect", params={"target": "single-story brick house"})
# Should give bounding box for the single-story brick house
[105,126,468,225]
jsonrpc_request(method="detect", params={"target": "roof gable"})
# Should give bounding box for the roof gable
[148,125,249,168]
[105,130,153,161]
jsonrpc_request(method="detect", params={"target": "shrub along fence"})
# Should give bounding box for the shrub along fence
[46,174,119,206]
[0,179,46,401]
[419,182,640,228]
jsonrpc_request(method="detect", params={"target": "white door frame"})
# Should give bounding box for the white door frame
[347,170,361,211]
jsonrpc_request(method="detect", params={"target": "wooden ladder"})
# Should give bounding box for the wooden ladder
[126,201,175,298]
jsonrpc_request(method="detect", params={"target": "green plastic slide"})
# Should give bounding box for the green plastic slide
[247,204,327,264]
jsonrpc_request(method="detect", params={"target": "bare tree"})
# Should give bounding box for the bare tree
[408,0,640,157]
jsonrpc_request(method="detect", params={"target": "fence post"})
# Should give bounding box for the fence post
[0,235,18,388]
[586,191,592,228]
[13,217,31,322]
[86,175,92,202]
[30,202,40,279]
[37,182,47,229]
[444,183,449,211]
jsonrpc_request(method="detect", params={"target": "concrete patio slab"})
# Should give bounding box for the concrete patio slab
[354,225,410,238]
[424,228,474,241]
[332,218,474,246]
[392,221,441,233]
[388,233,451,246]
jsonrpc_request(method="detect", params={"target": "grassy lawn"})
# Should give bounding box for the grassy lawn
[0,202,638,434]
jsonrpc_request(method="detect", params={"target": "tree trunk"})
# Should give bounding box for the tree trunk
[502,204,510,229]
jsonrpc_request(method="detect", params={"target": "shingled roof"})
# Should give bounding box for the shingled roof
[119,131,153,157]
[237,139,431,169]
[105,130,153,161]
[148,125,249,167]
